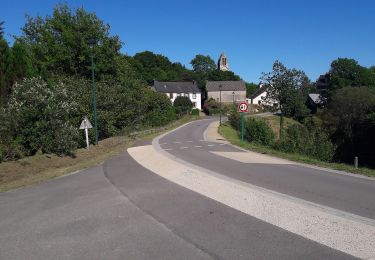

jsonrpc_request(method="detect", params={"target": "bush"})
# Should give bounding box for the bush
[203,98,220,115]
[173,96,193,116]
[228,107,241,131]
[5,77,79,156]
[244,118,275,146]
[275,124,336,161]
[191,108,200,116]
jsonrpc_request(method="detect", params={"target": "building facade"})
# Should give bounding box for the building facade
[151,80,202,110]
[206,81,246,103]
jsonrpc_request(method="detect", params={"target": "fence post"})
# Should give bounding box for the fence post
[354,156,358,169]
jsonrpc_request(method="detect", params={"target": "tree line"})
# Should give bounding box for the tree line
[229,59,375,168]
[0,4,251,162]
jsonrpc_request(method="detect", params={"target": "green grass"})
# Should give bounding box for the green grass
[0,115,199,192]
[219,123,375,178]
[247,114,300,139]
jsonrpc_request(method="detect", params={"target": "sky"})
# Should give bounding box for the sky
[1,0,375,83]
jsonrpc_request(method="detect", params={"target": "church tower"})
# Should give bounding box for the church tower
[217,52,229,71]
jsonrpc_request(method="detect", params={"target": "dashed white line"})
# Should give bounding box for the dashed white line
[194,146,202,148]
[180,147,189,149]
[207,144,215,147]
[164,148,173,151]
[174,141,182,144]
[186,141,193,143]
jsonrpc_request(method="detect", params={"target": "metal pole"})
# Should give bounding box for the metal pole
[85,127,89,149]
[91,54,98,145]
[354,156,358,168]
[241,112,245,143]
[219,88,222,125]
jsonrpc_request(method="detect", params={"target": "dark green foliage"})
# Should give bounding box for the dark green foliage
[132,51,189,83]
[203,98,220,115]
[173,96,193,116]
[244,118,274,146]
[319,87,375,166]
[0,21,4,39]
[228,107,241,131]
[0,38,13,106]
[246,83,258,96]
[191,108,200,116]
[190,54,216,73]
[17,3,122,79]
[275,123,336,161]
[4,77,79,156]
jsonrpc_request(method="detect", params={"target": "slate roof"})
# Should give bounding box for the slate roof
[308,93,325,104]
[152,80,200,93]
[249,85,268,99]
[206,81,246,92]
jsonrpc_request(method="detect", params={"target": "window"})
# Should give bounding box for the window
[192,93,196,99]
[169,93,173,99]
[193,102,196,108]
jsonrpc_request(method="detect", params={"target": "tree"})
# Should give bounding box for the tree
[17,3,122,79]
[0,38,12,106]
[190,54,216,73]
[173,96,193,116]
[5,77,79,156]
[246,82,258,96]
[261,60,311,136]
[329,58,375,94]
[0,21,4,39]
[319,87,375,166]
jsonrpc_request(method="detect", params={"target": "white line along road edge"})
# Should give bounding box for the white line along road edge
[127,120,375,259]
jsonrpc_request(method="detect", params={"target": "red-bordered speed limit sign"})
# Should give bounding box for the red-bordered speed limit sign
[237,102,249,113]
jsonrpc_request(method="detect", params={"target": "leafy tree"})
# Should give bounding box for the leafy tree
[319,87,375,166]
[0,38,12,106]
[4,77,79,156]
[0,21,4,39]
[173,96,193,116]
[244,118,275,146]
[246,82,258,96]
[261,60,311,135]
[17,3,122,79]
[190,54,216,73]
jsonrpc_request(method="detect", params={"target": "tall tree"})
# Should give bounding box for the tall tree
[261,61,311,135]
[17,3,122,79]
[0,21,4,39]
[0,38,13,106]
[190,54,216,73]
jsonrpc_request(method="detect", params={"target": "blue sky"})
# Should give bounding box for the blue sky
[1,0,375,83]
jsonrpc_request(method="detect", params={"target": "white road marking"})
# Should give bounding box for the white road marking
[194,146,202,148]
[186,141,193,143]
[164,148,173,151]
[128,145,375,259]
[173,141,181,144]
[211,151,293,164]
[180,147,188,149]
[207,144,215,147]
[199,140,206,142]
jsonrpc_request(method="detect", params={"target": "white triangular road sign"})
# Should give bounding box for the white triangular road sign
[80,117,93,129]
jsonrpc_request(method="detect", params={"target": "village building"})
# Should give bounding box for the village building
[151,80,202,110]
[206,80,246,103]
[218,52,229,71]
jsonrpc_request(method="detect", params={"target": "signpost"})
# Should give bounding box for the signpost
[80,117,93,149]
[237,102,249,143]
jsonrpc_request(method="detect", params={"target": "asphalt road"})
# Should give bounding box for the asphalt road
[0,118,373,259]
[159,118,375,220]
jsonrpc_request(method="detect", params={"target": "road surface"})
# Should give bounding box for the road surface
[0,118,374,259]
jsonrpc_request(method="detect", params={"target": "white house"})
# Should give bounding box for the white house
[151,80,202,110]
[248,84,278,107]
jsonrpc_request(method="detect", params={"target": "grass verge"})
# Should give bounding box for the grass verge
[0,115,199,192]
[219,123,375,178]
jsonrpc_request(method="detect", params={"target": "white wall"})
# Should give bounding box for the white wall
[166,92,202,110]
[249,91,278,107]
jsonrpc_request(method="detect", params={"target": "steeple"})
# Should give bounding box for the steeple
[218,52,229,71]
